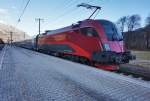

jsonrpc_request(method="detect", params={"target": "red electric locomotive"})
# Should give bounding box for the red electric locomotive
[36,19,135,70]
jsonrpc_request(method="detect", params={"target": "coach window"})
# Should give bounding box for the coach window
[80,27,99,37]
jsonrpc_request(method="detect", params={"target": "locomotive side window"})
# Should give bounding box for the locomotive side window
[80,27,99,37]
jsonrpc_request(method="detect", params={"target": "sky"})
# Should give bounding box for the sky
[0,0,150,36]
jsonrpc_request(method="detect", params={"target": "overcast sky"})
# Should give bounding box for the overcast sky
[0,0,150,36]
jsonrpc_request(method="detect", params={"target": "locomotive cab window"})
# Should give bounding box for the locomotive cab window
[80,27,99,37]
[99,20,123,41]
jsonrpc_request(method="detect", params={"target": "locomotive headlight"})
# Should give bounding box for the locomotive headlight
[103,44,111,51]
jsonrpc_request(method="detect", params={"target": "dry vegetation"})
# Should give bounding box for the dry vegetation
[129,51,150,68]
[124,25,150,50]
[132,51,150,60]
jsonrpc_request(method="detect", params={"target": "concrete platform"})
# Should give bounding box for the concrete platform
[0,46,150,101]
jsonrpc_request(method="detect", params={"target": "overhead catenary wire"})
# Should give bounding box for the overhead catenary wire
[40,0,77,32]
[44,0,89,28]
[54,0,92,20]
[43,0,80,25]
[17,0,31,25]
[15,0,96,33]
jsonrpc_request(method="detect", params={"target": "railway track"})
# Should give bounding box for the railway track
[114,70,150,81]
[118,64,150,81]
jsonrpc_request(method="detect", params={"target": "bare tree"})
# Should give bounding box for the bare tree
[126,14,141,31]
[145,14,150,26]
[117,16,127,33]
[145,14,150,49]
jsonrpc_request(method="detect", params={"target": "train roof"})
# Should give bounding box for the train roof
[43,19,113,35]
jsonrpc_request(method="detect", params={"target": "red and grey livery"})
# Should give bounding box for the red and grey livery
[15,19,135,70]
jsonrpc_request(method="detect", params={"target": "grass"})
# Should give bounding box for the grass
[131,51,150,60]
[130,51,150,68]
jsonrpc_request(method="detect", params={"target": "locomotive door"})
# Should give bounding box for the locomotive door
[75,27,101,54]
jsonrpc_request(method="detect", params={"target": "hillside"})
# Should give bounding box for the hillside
[124,25,150,50]
[0,23,30,43]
